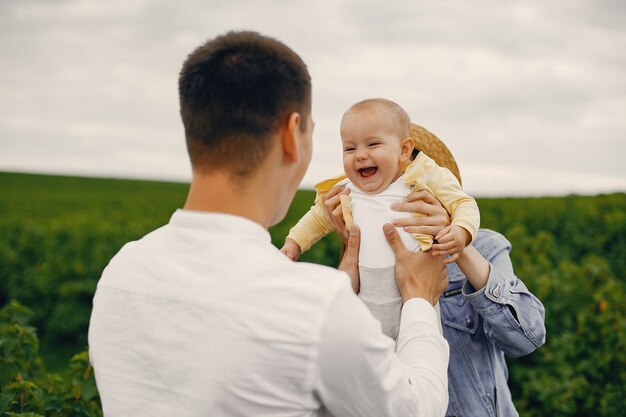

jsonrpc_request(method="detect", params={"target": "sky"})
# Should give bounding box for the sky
[1,0,625,197]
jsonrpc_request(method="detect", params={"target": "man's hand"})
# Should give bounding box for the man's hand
[383,223,448,305]
[280,238,302,261]
[432,225,472,265]
[338,226,360,293]
[322,186,351,244]
[390,189,451,238]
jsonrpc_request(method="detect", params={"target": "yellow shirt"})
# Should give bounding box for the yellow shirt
[286,152,480,252]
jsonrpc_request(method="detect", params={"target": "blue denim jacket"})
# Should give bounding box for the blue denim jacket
[439,229,546,417]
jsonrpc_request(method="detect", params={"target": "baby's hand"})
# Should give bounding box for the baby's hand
[431,225,471,265]
[280,239,302,261]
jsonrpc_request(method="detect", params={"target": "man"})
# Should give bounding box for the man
[88,31,449,416]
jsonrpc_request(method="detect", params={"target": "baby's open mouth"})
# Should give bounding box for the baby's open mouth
[358,167,378,177]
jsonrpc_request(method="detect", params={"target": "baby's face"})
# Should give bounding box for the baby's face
[340,109,411,194]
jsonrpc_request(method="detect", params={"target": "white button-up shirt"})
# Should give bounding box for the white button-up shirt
[88,209,449,416]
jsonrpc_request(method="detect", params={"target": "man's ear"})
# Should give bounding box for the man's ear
[281,112,302,163]
[400,136,414,162]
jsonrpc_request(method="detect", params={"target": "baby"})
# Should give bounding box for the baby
[281,98,480,339]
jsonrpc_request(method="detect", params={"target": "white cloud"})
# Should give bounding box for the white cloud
[1,0,625,196]
[463,163,626,197]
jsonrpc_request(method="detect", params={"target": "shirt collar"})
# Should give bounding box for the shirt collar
[169,209,271,243]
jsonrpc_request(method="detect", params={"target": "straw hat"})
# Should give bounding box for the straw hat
[410,123,462,185]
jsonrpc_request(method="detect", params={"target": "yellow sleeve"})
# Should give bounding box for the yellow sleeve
[404,153,480,242]
[286,192,335,253]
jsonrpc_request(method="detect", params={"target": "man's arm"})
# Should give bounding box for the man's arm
[315,284,448,417]
[321,225,449,416]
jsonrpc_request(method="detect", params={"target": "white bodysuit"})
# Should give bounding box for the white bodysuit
[344,176,443,340]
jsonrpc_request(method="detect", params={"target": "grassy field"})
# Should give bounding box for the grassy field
[1,171,624,416]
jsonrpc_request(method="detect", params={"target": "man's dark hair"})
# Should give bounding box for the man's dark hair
[179,31,312,177]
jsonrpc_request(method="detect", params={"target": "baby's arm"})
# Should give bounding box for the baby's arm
[406,153,480,262]
[430,168,479,263]
[281,192,335,261]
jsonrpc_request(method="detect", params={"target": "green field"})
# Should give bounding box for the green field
[1,171,625,416]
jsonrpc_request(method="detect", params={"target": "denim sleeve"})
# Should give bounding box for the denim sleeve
[461,231,546,357]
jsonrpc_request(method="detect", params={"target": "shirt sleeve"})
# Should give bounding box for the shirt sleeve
[462,232,546,356]
[286,193,335,252]
[315,280,449,417]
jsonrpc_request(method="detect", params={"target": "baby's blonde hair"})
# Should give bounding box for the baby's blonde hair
[344,98,411,138]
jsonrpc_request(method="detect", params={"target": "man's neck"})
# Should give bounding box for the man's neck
[183,171,274,229]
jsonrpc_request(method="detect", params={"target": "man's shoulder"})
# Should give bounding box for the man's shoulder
[96,224,171,283]
[104,228,349,297]
[108,224,168,258]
